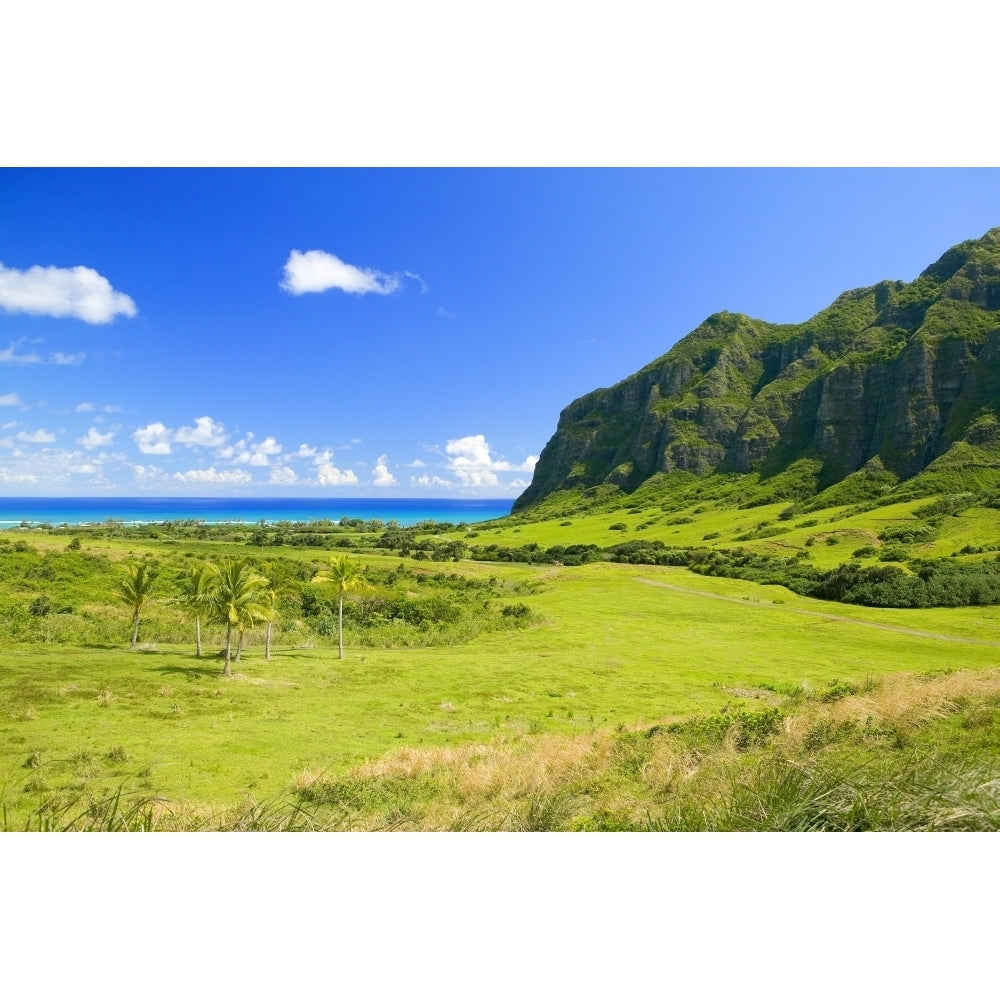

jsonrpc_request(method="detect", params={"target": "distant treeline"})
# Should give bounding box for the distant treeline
[458,539,1000,609]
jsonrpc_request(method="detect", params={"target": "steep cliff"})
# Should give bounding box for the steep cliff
[514,228,1000,513]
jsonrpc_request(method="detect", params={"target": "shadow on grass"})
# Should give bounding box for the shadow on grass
[152,662,223,678]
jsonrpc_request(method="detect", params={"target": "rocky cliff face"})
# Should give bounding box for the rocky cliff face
[514,228,1000,512]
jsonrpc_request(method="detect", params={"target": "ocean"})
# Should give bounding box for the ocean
[0,497,514,528]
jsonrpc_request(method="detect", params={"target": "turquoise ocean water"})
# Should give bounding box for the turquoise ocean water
[0,497,513,527]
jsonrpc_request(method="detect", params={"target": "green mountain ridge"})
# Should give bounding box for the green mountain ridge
[514,227,1000,515]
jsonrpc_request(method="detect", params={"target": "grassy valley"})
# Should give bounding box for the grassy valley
[5,227,1000,831]
[3,501,1000,831]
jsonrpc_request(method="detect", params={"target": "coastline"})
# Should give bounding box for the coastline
[0,496,514,528]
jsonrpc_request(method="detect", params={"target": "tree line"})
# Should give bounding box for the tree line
[116,554,364,675]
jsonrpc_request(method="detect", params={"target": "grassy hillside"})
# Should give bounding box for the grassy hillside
[3,517,1000,830]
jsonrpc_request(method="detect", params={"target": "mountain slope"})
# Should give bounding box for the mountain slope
[514,227,1000,513]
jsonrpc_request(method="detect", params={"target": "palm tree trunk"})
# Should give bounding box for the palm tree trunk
[195,615,202,657]
[265,620,272,660]
[130,612,139,650]
[223,622,232,677]
[338,593,344,660]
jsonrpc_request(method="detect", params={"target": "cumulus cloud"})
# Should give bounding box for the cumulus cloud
[372,455,397,487]
[0,340,88,366]
[78,426,115,449]
[173,416,228,448]
[411,474,453,488]
[130,463,166,482]
[132,422,173,454]
[132,416,229,455]
[172,467,253,484]
[0,262,137,324]
[76,401,95,413]
[297,444,317,458]
[219,433,283,467]
[0,393,22,406]
[444,434,538,485]
[0,469,37,483]
[17,428,56,444]
[316,461,359,487]
[0,340,42,365]
[269,466,298,485]
[281,249,408,296]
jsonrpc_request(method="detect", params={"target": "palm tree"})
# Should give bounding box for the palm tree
[115,562,157,650]
[260,560,297,661]
[208,559,268,677]
[313,554,364,660]
[178,564,213,657]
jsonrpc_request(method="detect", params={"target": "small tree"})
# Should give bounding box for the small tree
[260,560,297,660]
[178,564,213,657]
[313,554,364,660]
[208,559,268,677]
[115,562,157,650]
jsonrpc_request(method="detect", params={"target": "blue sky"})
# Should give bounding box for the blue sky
[2,168,999,497]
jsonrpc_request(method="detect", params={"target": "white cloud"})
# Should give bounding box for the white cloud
[0,393,22,406]
[0,262,137,324]
[172,467,253,484]
[437,306,455,319]
[0,340,88,366]
[411,474,453,488]
[281,249,402,296]
[0,469,37,483]
[0,340,42,365]
[455,469,500,488]
[297,443,317,458]
[76,401,95,412]
[445,434,538,477]
[16,428,56,444]
[103,404,121,413]
[441,434,538,488]
[133,415,229,455]
[372,455,397,487]
[78,426,115,449]
[173,416,228,448]
[316,462,359,486]
[221,433,283,467]
[269,466,298,485]
[132,422,173,454]
[130,463,166,482]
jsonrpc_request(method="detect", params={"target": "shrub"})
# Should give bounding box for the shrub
[28,594,52,617]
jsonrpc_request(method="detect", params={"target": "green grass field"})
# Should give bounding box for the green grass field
[4,525,1000,829]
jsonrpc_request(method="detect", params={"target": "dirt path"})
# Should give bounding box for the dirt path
[634,577,1000,646]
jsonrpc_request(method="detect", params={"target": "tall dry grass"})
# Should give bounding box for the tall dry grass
[10,669,999,831]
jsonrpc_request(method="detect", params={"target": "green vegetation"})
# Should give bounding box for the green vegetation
[515,227,1000,516]
[3,513,1000,831]
[6,229,1000,831]
[313,554,365,660]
